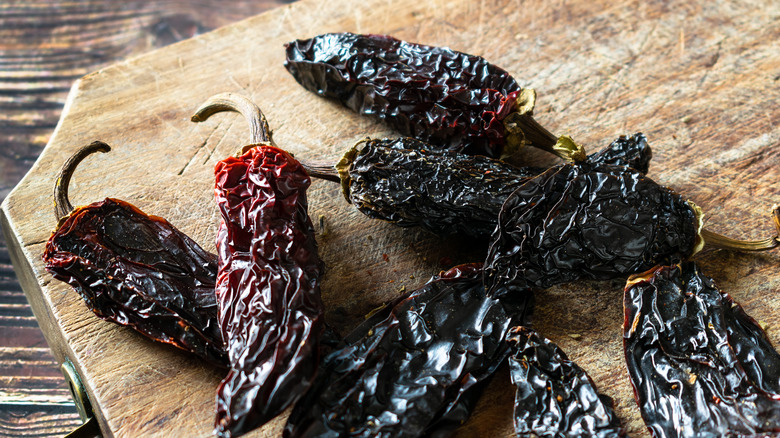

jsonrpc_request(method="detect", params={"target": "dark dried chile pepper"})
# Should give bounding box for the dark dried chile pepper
[484,161,780,297]
[624,262,780,438]
[507,326,626,437]
[284,32,564,159]
[284,263,533,438]
[191,93,326,437]
[42,142,226,367]
[304,133,651,239]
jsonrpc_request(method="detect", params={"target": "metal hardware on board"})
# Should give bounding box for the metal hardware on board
[62,359,102,438]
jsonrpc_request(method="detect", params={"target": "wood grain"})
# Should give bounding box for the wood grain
[1,0,779,437]
[0,1,287,436]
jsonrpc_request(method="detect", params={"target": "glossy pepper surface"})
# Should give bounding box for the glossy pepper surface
[624,262,780,438]
[484,161,702,297]
[507,326,626,437]
[192,94,326,437]
[42,142,226,367]
[306,133,651,239]
[284,32,555,158]
[284,263,534,438]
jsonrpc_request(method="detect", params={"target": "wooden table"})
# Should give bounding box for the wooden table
[0,2,287,436]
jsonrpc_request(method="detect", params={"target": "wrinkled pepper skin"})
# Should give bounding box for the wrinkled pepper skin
[340,133,651,239]
[484,161,699,297]
[624,262,780,438]
[284,263,533,438]
[284,32,527,157]
[585,132,651,174]
[343,137,540,238]
[214,145,325,437]
[43,198,226,366]
[507,326,626,437]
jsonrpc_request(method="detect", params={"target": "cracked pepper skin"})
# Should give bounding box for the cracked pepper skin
[624,262,780,438]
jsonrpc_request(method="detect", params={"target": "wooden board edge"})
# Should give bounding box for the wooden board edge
[0,208,114,438]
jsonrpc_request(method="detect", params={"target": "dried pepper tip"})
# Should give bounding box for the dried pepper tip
[191,92,274,150]
[54,141,111,222]
[699,206,780,252]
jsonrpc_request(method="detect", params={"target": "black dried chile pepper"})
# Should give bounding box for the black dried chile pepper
[284,32,561,159]
[305,133,652,239]
[191,93,327,437]
[284,263,533,438]
[42,142,226,367]
[484,160,780,297]
[507,326,626,437]
[624,262,780,438]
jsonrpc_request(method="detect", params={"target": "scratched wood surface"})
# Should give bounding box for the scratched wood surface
[1,0,779,437]
[0,2,289,437]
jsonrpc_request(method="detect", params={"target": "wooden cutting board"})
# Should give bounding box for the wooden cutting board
[2,0,778,436]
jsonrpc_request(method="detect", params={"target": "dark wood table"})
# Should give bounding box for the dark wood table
[0,2,288,435]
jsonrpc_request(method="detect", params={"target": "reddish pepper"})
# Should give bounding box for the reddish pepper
[192,93,326,437]
[42,142,226,367]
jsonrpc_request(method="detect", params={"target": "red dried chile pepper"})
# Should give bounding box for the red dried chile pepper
[191,93,326,437]
[284,32,563,159]
[624,262,780,438]
[42,142,226,367]
[283,263,533,438]
[507,326,626,437]
[304,133,651,239]
[484,160,780,297]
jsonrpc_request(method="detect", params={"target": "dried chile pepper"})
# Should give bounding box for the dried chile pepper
[191,93,326,437]
[484,161,780,297]
[284,263,533,438]
[624,262,780,438]
[284,32,566,159]
[304,133,651,239]
[507,326,626,437]
[42,142,226,367]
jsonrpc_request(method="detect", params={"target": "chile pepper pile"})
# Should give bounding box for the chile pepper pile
[40,31,780,438]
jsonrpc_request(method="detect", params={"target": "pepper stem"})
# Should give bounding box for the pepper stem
[54,141,111,221]
[299,139,371,202]
[502,88,585,161]
[191,92,273,147]
[301,162,340,183]
[551,136,587,163]
[700,206,780,252]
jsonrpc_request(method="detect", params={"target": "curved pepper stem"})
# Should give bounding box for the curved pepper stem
[191,92,274,149]
[502,88,587,161]
[700,206,780,252]
[54,141,111,221]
